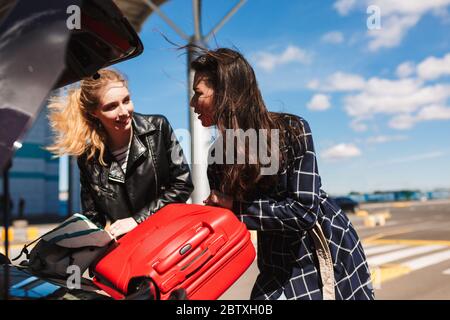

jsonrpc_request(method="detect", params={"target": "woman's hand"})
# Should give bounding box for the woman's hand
[108,217,138,238]
[204,190,233,210]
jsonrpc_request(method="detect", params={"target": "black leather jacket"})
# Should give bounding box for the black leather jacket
[77,113,194,227]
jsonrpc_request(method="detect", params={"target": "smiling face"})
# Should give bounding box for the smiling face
[93,81,134,136]
[190,72,216,127]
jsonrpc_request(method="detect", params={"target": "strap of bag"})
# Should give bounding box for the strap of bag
[309,222,336,300]
[12,228,55,262]
[12,214,94,262]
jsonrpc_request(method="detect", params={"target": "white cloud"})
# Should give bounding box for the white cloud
[333,0,450,51]
[307,94,331,111]
[388,105,450,129]
[389,114,416,130]
[350,120,369,132]
[369,0,450,16]
[368,14,420,51]
[396,61,416,78]
[308,72,366,92]
[417,104,450,120]
[321,31,345,44]
[432,6,450,22]
[389,151,445,164]
[417,53,450,80]
[322,143,362,160]
[314,52,450,131]
[318,66,450,130]
[307,79,320,90]
[366,135,408,144]
[334,0,357,16]
[344,78,450,118]
[253,45,312,72]
[370,151,446,167]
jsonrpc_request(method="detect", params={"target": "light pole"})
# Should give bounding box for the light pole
[2,160,12,262]
[2,159,11,301]
[2,141,21,262]
[145,0,247,203]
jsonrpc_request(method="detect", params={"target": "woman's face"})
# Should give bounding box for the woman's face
[93,81,134,134]
[190,72,215,127]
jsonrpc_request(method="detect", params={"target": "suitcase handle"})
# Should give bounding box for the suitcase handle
[180,235,226,275]
[159,235,226,293]
[154,224,211,274]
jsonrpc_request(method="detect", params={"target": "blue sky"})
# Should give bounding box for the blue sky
[59,0,450,195]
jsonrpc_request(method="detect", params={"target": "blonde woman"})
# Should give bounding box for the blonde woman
[48,69,193,237]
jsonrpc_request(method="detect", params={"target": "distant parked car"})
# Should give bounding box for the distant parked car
[332,197,359,213]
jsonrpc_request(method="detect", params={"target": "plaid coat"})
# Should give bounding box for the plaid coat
[207,114,374,300]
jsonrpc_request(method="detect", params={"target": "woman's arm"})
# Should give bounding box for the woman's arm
[232,118,321,232]
[77,158,107,228]
[133,116,194,223]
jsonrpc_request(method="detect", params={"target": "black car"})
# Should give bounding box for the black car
[0,0,143,170]
[332,197,359,214]
[1,253,110,300]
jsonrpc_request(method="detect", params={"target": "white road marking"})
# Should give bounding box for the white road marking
[364,244,408,256]
[401,250,450,271]
[368,245,446,266]
[361,243,378,249]
[443,268,450,275]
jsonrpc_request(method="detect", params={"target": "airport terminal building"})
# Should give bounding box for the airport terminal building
[0,107,59,218]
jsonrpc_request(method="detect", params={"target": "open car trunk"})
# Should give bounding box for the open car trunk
[0,0,143,171]
[0,0,143,299]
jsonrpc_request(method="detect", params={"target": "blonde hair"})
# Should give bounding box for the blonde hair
[47,68,128,166]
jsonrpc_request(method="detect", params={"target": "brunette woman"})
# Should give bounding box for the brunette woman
[190,48,374,300]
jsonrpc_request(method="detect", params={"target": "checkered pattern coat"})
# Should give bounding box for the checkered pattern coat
[207,114,374,300]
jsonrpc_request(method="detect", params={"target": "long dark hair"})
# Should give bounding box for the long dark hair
[191,47,304,201]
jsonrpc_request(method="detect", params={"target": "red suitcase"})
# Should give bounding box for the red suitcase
[92,203,256,300]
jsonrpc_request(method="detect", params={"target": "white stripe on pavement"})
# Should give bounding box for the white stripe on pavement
[362,243,378,249]
[368,245,446,266]
[401,250,450,271]
[443,268,450,275]
[364,244,408,256]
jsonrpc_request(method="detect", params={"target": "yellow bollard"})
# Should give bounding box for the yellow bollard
[356,210,369,217]
[1,228,14,242]
[364,216,376,227]
[27,227,39,241]
[364,214,386,227]
[379,210,392,220]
